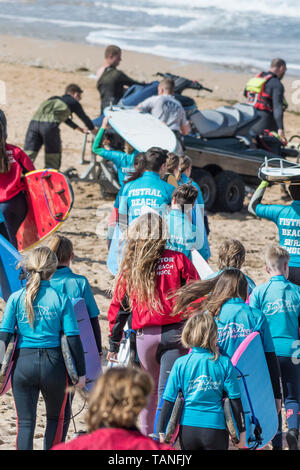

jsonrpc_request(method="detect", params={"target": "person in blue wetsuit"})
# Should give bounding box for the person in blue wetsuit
[156,311,246,450]
[249,245,300,450]
[0,246,86,450]
[248,181,300,286]
[178,155,211,259]
[173,268,282,414]
[118,147,175,228]
[47,234,102,441]
[92,116,137,186]
[166,184,207,260]
[204,239,256,296]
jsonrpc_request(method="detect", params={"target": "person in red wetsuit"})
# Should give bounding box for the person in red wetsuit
[0,110,35,248]
[107,211,199,436]
[52,367,172,451]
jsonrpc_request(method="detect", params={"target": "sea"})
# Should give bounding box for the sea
[0,0,299,75]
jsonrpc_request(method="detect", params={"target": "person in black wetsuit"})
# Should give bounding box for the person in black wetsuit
[244,58,287,140]
[96,45,143,114]
[24,83,97,170]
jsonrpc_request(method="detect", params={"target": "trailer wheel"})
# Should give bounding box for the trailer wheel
[214,171,245,212]
[191,168,216,211]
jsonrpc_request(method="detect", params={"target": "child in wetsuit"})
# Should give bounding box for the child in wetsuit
[157,311,246,450]
[249,245,300,450]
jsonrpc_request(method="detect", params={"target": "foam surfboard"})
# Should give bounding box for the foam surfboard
[0,235,25,301]
[16,169,74,252]
[103,106,177,153]
[0,333,17,397]
[107,321,133,369]
[191,249,214,279]
[259,158,300,183]
[231,332,278,449]
[72,298,102,392]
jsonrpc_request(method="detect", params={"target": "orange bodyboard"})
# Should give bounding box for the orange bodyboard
[16,169,74,252]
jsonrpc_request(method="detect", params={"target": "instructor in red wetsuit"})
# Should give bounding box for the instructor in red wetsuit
[0,110,35,248]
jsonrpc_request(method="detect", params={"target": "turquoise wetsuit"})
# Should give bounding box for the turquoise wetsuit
[92,127,137,185]
[166,208,205,260]
[50,266,100,319]
[249,275,300,448]
[118,170,174,223]
[163,347,241,430]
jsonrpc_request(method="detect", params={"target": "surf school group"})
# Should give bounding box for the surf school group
[0,44,299,452]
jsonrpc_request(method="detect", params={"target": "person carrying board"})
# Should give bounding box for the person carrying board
[0,246,86,450]
[0,109,35,248]
[156,312,246,450]
[173,268,282,415]
[249,245,300,450]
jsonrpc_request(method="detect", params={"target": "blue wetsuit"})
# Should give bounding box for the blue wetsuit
[0,282,85,450]
[118,170,174,224]
[250,276,300,447]
[165,208,205,260]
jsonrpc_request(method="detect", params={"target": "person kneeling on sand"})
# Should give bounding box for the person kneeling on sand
[51,367,172,450]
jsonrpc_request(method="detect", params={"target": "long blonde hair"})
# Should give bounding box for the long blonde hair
[20,246,58,327]
[85,367,153,432]
[115,212,169,313]
[173,268,248,319]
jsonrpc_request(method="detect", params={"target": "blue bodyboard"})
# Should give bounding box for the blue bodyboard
[72,298,102,392]
[231,332,278,449]
[0,235,24,301]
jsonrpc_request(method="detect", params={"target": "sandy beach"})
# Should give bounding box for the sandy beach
[0,33,298,450]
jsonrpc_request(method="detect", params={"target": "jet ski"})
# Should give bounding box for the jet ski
[118,72,299,212]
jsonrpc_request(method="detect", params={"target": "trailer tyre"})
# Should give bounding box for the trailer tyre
[191,168,216,211]
[214,171,245,212]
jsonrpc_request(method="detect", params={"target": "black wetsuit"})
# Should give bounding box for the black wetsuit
[97,66,142,113]
[24,94,95,169]
[244,72,286,135]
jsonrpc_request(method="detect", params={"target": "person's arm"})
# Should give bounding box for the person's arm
[271,81,285,136]
[92,127,105,155]
[65,335,86,377]
[19,149,36,173]
[107,289,131,354]
[156,399,175,436]
[90,317,102,355]
[248,180,269,216]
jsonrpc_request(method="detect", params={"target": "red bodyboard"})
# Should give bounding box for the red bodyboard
[16,169,74,252]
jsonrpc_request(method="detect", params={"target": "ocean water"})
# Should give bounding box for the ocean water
[0,0,299,74]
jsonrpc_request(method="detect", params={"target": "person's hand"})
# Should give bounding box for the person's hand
[101,116,110,129]
[236,431,246,449]
[76,375,86,389]
[91,127,98,135]
[159,433,166,444]
[106,351,118,363]
[75,126,85,133]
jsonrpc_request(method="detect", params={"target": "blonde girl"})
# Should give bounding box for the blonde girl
[0,245,85,450]
[156,312,246,450]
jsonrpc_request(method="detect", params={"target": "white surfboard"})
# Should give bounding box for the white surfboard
[259,157,300,183]
[191,249,214,279]
[103,106,177,153]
